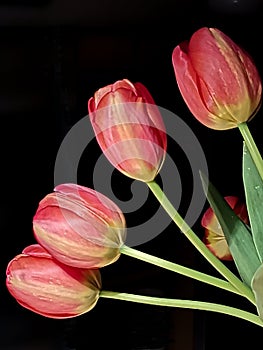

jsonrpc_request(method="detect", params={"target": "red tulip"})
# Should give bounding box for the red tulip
[201,196,249,260]
[6,244,101,319]
[172,27,262,130]
[33,183,126,269]
[88,79,167,182]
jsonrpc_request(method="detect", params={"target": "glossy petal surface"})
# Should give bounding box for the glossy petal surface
[202,196,249,260]
[6,244,101,319]
[88,79,167,182]
[172,27,262,130]
[33,183,126,268]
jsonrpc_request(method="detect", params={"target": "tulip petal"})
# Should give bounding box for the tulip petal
[189,28,261,123]
[22,244,52,258]
[200,172,261,286]
[172,43,222,129]
[55,183,126,230]
[33,183,126,269]
[172,27,262,130]
[202,211,233,261]
[6,247,101,319]
[88,79,167,182]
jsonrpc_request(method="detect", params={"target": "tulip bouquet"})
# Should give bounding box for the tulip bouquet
[6,26,263,336]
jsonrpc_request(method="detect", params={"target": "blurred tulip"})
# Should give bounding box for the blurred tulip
[201,196,249,260]
[33,183,126,269]
[88,78,167,182]
[6,244,101,319]
[172,27,262,130]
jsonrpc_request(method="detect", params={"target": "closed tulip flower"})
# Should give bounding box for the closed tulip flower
[6,244,101,319]
[33,183,126,269]
[201,196,249,260]
[172,27,262,130]
[88,79,167,182]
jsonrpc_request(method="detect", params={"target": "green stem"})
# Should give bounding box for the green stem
[120,245,240,296]
[238,122,263,182]
[100,291,263,328]
[146,180,256,305]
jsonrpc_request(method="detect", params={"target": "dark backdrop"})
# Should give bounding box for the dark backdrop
[1,1,263,349]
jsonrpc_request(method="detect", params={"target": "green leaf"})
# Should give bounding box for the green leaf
[242,142,263,261]
[252,263,263,320]
[200,171,261,287]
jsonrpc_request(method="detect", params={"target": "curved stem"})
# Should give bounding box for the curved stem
[100,291,263,328]
[146,180,256,305]
[120,245,240,296]
[238,122,263,182]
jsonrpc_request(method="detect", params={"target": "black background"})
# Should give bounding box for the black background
[1,0,263,349]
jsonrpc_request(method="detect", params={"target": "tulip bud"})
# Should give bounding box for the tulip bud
[172,27,262,130]
[201,196,249,260]
[33,183,126,269]
[88,79,167,182]
[6,244,101,319]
